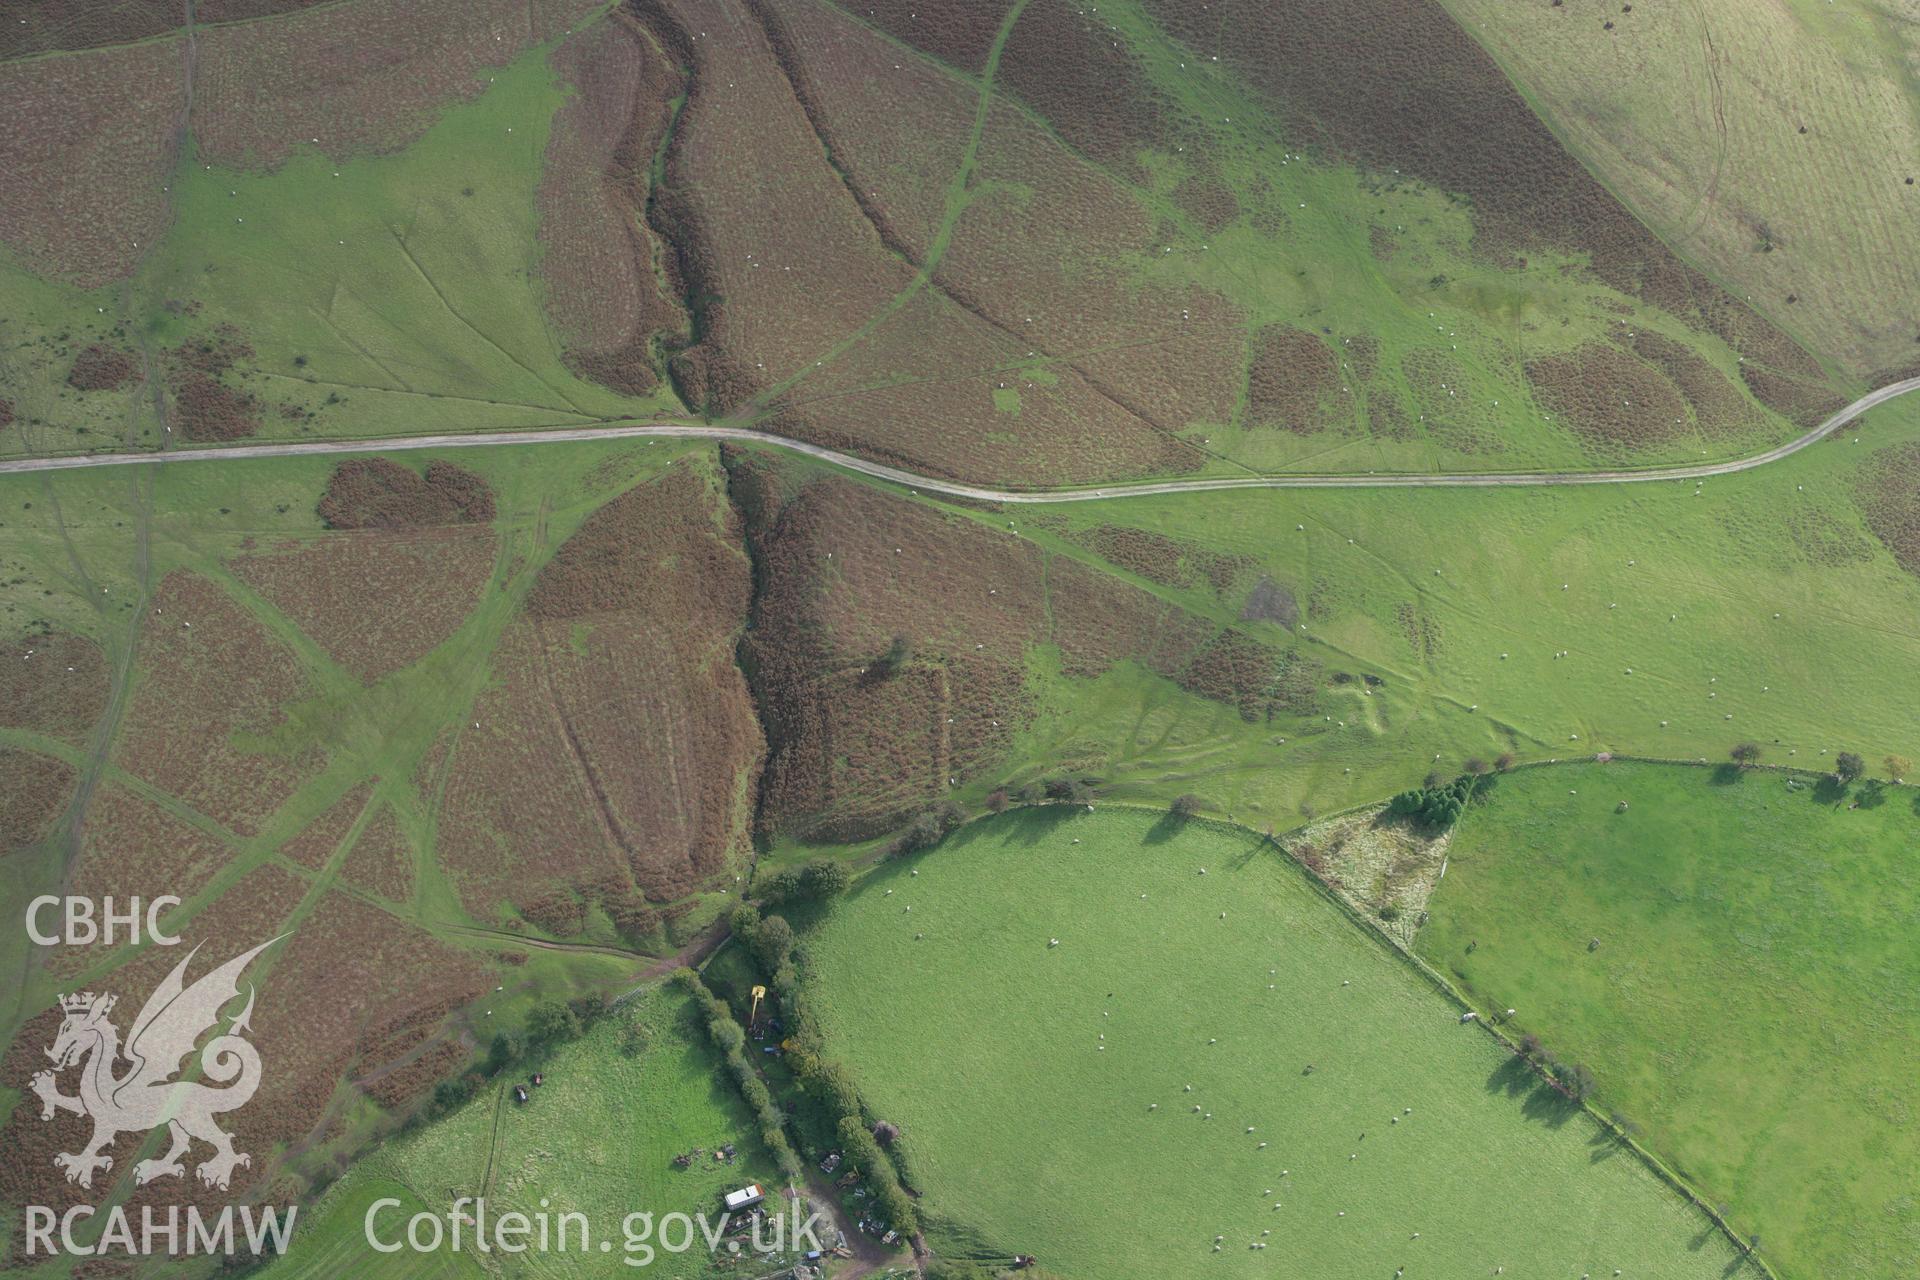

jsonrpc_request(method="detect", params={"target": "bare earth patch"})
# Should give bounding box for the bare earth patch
[1283,807,1452,946]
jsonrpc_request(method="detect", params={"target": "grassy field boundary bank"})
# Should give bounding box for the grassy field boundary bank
[1283,823,1774,1277]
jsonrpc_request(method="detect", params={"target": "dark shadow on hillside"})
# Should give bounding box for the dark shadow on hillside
[1468,771,1501,803]
[1484,1056,1576,1128]
[1587,1126,1623,1164]
[1003,803,1082,846]
[1484,1055,1532,1099]
[1225,834,1269,872]
[1812,774,1848,805]
[1520,1082,1578,1128]
[1143,809,1190,845]
[1855,780,1889,810]
[1707,763,1744,786]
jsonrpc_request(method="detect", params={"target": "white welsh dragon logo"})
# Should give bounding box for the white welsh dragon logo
[31,938,281,1193]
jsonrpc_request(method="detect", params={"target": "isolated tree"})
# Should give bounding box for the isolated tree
[527,1000,581,1046]
[750,914,795,970]
[756,866,802,906]
[985,787,1009,813]
[799,857,850,901]
[484,1031,522,1075]
[1834,751,1865,784]
[1886,755,1912,784]
[1494,752,1517,772]
[1462,757,1490,776]
[1730,742,1762,768]
[1170,793,1203,818]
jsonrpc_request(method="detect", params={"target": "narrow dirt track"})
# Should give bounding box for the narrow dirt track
[3,376,1915,501]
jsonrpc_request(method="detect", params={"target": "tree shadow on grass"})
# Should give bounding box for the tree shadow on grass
[1143,809,1189,845]
[1485,1054,1533,1099]
[1003,803,1082,847]
[1484,1056,1576,1128]
[1855,780,1889,810]
[1812,774,1848,806]
[1520,1083,1579,1128]
[1587,1126,1624,1164]
[1707,762,1744,786]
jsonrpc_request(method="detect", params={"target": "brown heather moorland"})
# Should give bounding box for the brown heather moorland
[1856,442,1920,580]
[538,12,690,398]
[0,41,184,286]
[316,458,495,529]
[438,461,761,929]
[111,571,326,838]
[0,629,110,741]
[232,526,497,682]
[66,344,141,393]
[0,750,76,852]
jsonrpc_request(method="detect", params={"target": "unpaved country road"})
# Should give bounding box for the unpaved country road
[4,376,1916,501]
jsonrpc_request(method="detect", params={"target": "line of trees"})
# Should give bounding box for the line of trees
[1733,743,1910,785]
[676,966,805,1182]
[1515,1032,1596,1102]
[726,906,919,1236]
[754,856,852,909]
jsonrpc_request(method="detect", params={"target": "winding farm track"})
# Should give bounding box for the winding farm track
[4,375,1917,500]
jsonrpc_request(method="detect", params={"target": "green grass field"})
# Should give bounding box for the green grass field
[258,986,783,1279]
[1419,760,1920,1279]
[802,806,1747,1278]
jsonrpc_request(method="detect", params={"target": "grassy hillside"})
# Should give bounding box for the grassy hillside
[802,807,1745,1278]
[0,36,681,460]
[1419,760,1920,1279]
[1442,0,1920,380]
[750,388,1920,862]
